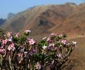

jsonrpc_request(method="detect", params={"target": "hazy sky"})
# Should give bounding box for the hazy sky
[0,0,85,18]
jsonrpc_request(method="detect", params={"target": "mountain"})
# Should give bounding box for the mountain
[7,12,15,19]
[0,18,6,25]
[0,3,85,36]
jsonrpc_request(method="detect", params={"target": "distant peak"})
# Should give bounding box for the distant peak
[7,12,15,19]
[65,2,77,6]
[79,2,85,5]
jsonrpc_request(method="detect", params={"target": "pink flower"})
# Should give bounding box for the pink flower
[0,49,4,53]
[42,45,47,50]
[72,41,77,45]
[51,33,55,35]
[10,43,14,47]
[7,45,12,51]
[47,37,53,43]
[24,52,27,54]
[15,33,20,37]
[47,37,50,41]
[61,40,66,44]
[7,36,12,42]
[59,34,63,38]
[2,39,7,44]
[51,60,54,64]
[51,33,56,36]
[7,43,15,51]
[57,54,62,58]
[7,32,12,37]
[18,53,22,57]
[10,43,15,51]
[12,47,15,51]
[36,62,41,70]
[42,37,47,40]
[29,39,35,45]
[49,43,54,47]
[25,30,31,33]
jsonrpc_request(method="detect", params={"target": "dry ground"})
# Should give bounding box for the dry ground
[66,36,85,70]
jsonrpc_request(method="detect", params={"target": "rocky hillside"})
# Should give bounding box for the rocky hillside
[0,3,85,36]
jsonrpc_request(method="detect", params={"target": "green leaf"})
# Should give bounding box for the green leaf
[19,35,27,44]
[12,36,19,43]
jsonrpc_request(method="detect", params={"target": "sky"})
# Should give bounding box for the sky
[0,0,85,18]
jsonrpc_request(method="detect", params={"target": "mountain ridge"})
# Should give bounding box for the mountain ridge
[0,3,85,36]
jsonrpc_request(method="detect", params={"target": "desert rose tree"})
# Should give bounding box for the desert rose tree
[0,30,77,70]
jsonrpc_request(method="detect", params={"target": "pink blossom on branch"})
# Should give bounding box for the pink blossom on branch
[7,32,12,37]
[57,53,62,58]
[47,37,50,41]
[7,45,12,51]
[29,39,35,45]
[61,40,67,44]
[10,43,15,47]
[72,41,77,45]
[7,43,15,51]
[0,49,4,53]
[51,33,56,36]
[42,37,47,40]
[2,39,7,45]
[59,34,63,38]
[47,37,53,43]
[25,30,31,33]
[35,62,41,70]
[49,43,55,47]
[15,33,20,37]
[18,53,22,57]
[7,37,12,42]
[42,45,47,50]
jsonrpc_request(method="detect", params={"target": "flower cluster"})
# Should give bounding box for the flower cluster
[0,30,77,70]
